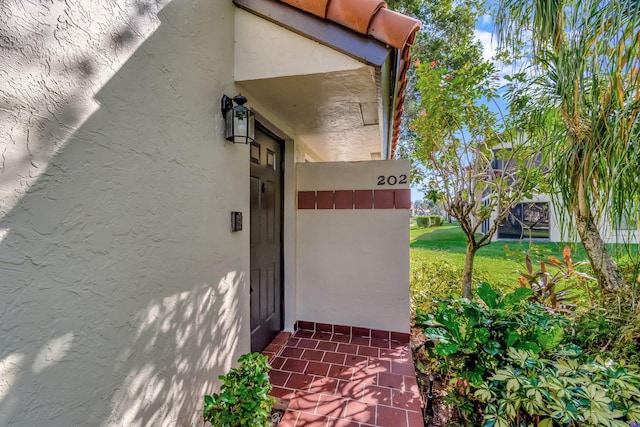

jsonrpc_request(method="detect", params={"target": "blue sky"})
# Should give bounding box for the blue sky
[410,13,500,201]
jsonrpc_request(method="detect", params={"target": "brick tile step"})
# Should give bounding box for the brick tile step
[262,323,422,427]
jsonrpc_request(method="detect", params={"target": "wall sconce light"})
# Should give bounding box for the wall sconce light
[221,94,255,144]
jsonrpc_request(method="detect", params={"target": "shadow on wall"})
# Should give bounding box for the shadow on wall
[0,0,248,426]
[0,277,244,426]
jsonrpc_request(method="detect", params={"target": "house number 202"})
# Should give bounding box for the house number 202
[377,174,407,185]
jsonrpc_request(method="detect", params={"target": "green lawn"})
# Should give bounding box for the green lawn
[410,222,639,304]
[410,223,591,292]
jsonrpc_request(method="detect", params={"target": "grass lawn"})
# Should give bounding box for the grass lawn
[410,223,593,292]
[410,222,639,307]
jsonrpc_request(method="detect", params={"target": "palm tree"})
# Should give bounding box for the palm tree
[494,0,640,291]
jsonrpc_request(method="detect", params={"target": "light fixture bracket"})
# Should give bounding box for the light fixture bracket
[221,95,233,118]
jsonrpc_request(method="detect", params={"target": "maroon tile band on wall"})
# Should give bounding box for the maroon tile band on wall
[395,187,411,208]
[294,320,411,343]
[354,190,373,209]
[298,191,316,209]
[373,189,394,209]
[334,190,354,209]
[316,191,334,209]
[297,189,410,209]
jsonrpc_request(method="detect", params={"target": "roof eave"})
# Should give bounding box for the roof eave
[234,0,420,160]
[233,0,392,67]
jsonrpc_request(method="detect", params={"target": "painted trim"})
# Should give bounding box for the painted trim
[233,0,392,67]
[294,320,411,343]
[385,48,401,159]
[297,189,410,209]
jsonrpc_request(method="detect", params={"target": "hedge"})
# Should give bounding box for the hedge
[416,215,444,228]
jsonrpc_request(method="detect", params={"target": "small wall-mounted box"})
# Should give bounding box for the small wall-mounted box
[231,211,243,232]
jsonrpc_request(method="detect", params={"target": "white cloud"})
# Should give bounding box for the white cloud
[473,29,530,86]
[474,29,496,62]
[479,14,493,26]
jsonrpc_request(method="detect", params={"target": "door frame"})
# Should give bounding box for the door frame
[250,121,285,349]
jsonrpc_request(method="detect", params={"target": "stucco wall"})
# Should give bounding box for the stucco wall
[0,1,250,426]
[296,161,410,333]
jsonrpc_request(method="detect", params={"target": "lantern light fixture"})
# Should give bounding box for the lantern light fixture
[221,94,255,144]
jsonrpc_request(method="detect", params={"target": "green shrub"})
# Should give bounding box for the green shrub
[410,256,510,314]
[416,216,430,228]
[416,282,640,426]
[203,353,275,427]
[517,246,596,313]
[476,349,640,427]
[563,254,640,365]
[417,283,571,385]
[618,255,640,293]
[568,299,640,366]
[416,283,575,423]
[416,215,444,228]
[411,257,465,313]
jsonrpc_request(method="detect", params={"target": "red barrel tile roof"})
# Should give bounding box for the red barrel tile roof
[278,0,421,157]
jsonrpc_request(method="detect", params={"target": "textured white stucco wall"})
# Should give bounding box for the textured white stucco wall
[296,161,410,333]
[0,1,251,426]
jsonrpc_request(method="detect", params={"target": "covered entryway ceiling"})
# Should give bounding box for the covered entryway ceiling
[234,7,387,162]
[239,68,382,161]
[233,0,420,160]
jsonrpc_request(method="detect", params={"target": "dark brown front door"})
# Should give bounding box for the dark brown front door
[250,126,283,352]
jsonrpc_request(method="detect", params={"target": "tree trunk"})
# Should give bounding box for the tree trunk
[462,244,476,298]
[574,210,625,292]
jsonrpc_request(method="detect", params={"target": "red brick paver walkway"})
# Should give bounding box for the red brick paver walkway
[263,323,423,427]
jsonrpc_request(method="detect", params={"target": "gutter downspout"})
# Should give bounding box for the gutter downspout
[383,48,401,160]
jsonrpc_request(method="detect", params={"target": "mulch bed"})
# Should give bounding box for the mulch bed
[270,397,288,426]
[410,327,461,427]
